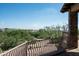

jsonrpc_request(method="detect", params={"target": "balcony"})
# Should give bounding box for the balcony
[0,32,79,56]
[0,38,66,56]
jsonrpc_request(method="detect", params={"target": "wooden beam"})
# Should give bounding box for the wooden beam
[67,12,78,49]
[71,4,79,12]
[60,3,75,13]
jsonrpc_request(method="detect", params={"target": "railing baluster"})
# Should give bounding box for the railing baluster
[26,44,28,56]
[35,41,37,56]
[32,43,35,56]
[34,42,36,56]
[30,41,32,56]
[0,39,58,56]
[41,41,43,55]
[40,41,42,55]
[32,41,34,56]
[25,44,27,56]
[38,41,40,55]
[36,41,38,55]
[28,43,30,56]
[39,40,41,55]
[30,41,33,56]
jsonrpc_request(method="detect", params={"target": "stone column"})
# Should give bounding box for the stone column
[67,12,78,49]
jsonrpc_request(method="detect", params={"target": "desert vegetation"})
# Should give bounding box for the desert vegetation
[0,25,68,53]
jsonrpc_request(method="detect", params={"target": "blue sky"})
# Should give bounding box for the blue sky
[0,3,69,29]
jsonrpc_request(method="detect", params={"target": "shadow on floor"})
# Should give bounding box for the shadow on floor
[55,52,79,56]
[53,51,79,56]
[40,49,66,56]
[40,50,79,56]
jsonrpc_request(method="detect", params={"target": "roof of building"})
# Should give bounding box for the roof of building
[60,3,75,13]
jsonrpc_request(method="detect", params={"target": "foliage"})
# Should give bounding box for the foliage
[0,25,68,52]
